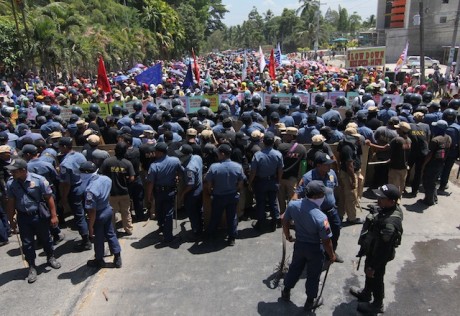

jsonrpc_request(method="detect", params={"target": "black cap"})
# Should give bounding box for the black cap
[155,142,168,153]
[307,114,317,122]
[58,137,72,147]
[428,102,440,108]
[305,180,326,196]
[373,184,400,200]
[22,144,38,155]
[79,161,97,173]
[6,158,28,171]
[0,131,8,141]
[314,152,334,165]
[222,117,233,128]
[175,144,193,157]
[217,144,232,155]
[270,112,280,119]
[117,126,132,135]
[263,131,275,142]
[235,131,249,140]
[134,114,143,122]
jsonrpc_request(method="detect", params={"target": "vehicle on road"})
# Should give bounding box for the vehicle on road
[406,56,440,68]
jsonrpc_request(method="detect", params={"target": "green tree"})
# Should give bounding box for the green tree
[0,17,23,69]
[337,5,349,33]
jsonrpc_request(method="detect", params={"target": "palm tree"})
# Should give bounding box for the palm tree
[296,0,319,17]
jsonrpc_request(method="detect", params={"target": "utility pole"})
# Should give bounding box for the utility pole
[446,0,460,78]
[419,0,425,85]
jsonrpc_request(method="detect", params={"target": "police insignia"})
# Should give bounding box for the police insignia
[329,175,334,182]
[44,180,49,186]
[61,167,66,174]
[87,192,93,200]
[29,181,36,188]
[187,170,193,178]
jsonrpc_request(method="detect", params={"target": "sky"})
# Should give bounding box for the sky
[222,0,378,26]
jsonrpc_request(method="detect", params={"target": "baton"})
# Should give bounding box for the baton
[174,195,178,229]
[357,256,362,271]
[16,232,28,268]
[314,262,330,311]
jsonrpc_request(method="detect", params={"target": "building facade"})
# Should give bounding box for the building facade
[377,0,460,63]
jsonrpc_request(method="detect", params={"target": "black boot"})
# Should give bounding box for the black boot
[357,301,384,314]
[113,253,122,268]
[87,259,105,268]
[27,265,37,284]
[74,235,92,251]
[349,286,372,302]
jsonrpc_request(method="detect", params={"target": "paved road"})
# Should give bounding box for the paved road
[1,182,460,315]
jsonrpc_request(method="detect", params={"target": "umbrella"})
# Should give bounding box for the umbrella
[128,67,142,73]
[332,38,348,42]
[114,75,128,82]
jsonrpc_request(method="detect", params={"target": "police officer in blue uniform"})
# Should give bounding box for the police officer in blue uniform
[204,144,245,246]
[80,162,122,269]
[6,159,61,283]
[249,132,283,231]
[22,144,65,244]
[294,152,343,262]
[175,144,204,239]
[58,137,91,251]
[145,142,183,243]
[439,109,460,192]
[281,180,336,310]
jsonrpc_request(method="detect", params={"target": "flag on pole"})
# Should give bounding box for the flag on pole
[242,53,248,81]
[135,63,163,85]
[97,56,111,93]
[269,48,276,79]
[192,48,200,83]
[182,62,194,88]
[395,42,409,75]
[259,46,266,74]
[275,43,282,66]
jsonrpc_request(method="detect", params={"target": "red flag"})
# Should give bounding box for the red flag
[97,56,111,93]
[192,48,200,83]
[269,48,276,79]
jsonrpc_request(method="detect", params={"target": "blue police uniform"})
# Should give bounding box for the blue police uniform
[440,122,460,189]
[240,122,266,136]
[358,123,376,143]
[6,132,18,149]
[27,158,62,239]
[59,151,88,237]
[205,158,245,239]
[283,198,333,300]
[38,148,58,167]
[377,109,397,125]
[40,120,64,138]
[296,169,341,250]
[297,126,320,144]
[424,112,443,129]
[117,115,133,128]
[212,124,226,134]
[183,155,203,234]
[321,110,342,126]
[157,133,182,143]
[7,173,55,264]
[328,129,344,143]
[131,123,154,138]
[280,115,295,127]
[147,155,183,241]
[228,94,240,116]
[84,174,121,261]
[300,116,325,130]
[251,146,283,225]
[292,111,308,126]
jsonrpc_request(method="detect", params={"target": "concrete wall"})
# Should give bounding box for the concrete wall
[378,0,460,63]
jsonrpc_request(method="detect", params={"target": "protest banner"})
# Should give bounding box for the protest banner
[346,47,386,69]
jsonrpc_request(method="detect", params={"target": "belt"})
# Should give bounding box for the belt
[255,175,276,181]
[322,207,336,214]
[154,185,176,192]
[18,210,38,216]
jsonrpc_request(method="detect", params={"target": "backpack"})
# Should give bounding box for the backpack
[338,136,362,171]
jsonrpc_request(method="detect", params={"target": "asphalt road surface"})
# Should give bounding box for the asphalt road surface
[1,181,460,315]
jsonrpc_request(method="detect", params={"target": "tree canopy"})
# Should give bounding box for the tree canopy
[0,0,375,76]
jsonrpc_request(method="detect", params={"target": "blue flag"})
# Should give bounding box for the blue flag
[182,62,194,88]
[135,63,163,85]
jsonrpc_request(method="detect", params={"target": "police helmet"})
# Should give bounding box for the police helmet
[291,95,301,106]
[218,104,230,114]
[270,95,280,104]
[251,94,262,106]
[18,107,28,115]
[220,98,231,106]
[410,93,422,107]
[362,93,373,103]
[71,106,83,116]
[335,96,347,107]
[171,98,183,108]
[448,99,460,110]
[382,96,392,106]
[133,100,142,111]
[172,105,185,118]
[50,105,61,115]
[442,108,457,123]
[403,93,413,104]
[112,104,121,115]
[89,103,100,114]
[315,93,325,104]
[200,99,211,108]
[146,103,157,114]
[422,92,433,103]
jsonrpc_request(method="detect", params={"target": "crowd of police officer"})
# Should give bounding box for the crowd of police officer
[0,91,457,312]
